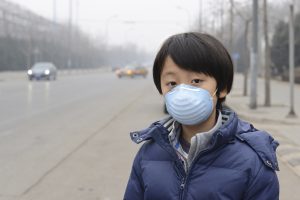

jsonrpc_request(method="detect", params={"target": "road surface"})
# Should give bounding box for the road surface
[0,70,299,199]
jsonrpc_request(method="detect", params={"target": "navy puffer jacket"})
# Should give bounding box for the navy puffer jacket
[124,110,279,200]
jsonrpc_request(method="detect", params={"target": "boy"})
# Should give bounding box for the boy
[124,32,279,200]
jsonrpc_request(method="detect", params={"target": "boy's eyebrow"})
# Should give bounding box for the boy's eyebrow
[191,71,206,77]
[161,71,176,78]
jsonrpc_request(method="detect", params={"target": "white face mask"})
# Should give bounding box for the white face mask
[164,84,217,125]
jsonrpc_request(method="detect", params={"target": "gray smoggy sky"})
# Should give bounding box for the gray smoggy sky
[8,0,294,53]
[9,0,207,53]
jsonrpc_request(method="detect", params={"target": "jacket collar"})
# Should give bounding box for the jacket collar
[130,109,279,171]
[130,109,238,145]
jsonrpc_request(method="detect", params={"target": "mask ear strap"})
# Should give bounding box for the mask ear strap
[212,88,218,97]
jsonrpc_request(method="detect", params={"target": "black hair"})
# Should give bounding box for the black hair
[153,32,234,108]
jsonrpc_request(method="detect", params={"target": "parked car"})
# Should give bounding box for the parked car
[115,65,148,78]
[27,62,57,81]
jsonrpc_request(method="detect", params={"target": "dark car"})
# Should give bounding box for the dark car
[27,62,57,81]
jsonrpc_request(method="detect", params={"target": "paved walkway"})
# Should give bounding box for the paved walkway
[227,73,300,200]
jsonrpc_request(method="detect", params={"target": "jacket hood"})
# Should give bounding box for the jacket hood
[236,124,280,171]
[130,109,279,171]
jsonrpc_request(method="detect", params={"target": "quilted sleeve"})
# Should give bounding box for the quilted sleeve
[243,164,279,200]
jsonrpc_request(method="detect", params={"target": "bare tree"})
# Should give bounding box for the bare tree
[231,2,252,96]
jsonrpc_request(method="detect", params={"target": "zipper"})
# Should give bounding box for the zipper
[155,124,223,200]
[179,133,222,200]
[159,145,187,199]
[179,176,186,200]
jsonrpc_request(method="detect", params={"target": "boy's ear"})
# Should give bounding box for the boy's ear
[219,89,228,98]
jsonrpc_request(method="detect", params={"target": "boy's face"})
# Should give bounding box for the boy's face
[160,56,227,101]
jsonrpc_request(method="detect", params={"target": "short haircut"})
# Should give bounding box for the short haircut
[153,32,234,106]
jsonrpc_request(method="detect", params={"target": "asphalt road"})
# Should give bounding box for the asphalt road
[0,71,165,200]
[1,71,300,200]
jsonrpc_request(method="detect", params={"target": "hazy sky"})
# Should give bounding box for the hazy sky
[8,0,210,53]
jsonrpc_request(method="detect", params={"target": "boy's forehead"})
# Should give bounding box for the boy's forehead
[161,65,207,77]
[162,55,207,73]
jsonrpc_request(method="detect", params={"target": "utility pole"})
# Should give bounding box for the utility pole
[51,0,57,67]
[249,0,258,109]
[53,0,57,23]
[75,0,79,28]
[220,0,224,41]
[52,0,57,39]
[229,0,234,55]
[263,0,271,106]
[243,19,251,97]
[27,13,33,69]
[199,0,202,32]
[288,2,296,117]
[75,0,79,68]
[68,0,73,69]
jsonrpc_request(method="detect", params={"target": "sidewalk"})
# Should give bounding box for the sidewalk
[226,73,300,200]
[227,74,299,126]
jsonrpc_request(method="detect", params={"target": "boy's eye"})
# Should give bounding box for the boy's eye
[191,79,203,84]
[166,81,177,88]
